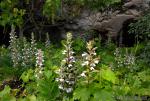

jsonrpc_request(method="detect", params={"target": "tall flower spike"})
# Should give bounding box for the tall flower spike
[9,25,21,67]
[30,32,37,64]
[81,40,100,77]
[21,37,31,67]
[35,49,44,68]
[56,32,76,95]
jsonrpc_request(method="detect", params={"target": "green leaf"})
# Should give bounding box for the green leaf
[28,95,37,101]
[93,90,114,101]
[36,74,59,101]
[44,70,53,79]
[101,68,116,84]
[0,86,16,101]
[20,69,34,83]
[0,86,11,97]
[73,87,91,101]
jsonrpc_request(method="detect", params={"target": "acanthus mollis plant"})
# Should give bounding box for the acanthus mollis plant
[21,37,31,67]
[21,32,37,67]
[72,40,101,101]
[9,25,21,67]
[35,49,44,79]
[114,48,136,71]
[21,33,37,67]
[9,28,37,68]
[80,40,100,84]
[56,32,77,98]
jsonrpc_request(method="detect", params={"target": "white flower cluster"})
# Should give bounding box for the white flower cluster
[21,38,31,67]
[9,28,37,67]
[114,48,124,68]
[124,54,135,68]
[35,49,44,68]
[81,40,99,77]
[114,48,135,69]
[56,32,76,94]
[21,33,37,67]
[9,26,21,67]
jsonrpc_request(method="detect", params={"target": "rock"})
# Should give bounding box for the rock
[125,9,141,16]
[123,0,150,9]
[62,0,150,42]
[94,14,135,38]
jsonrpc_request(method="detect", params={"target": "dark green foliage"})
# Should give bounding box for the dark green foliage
[0,46,14,81]
[43,0,61,24]
[129,12,150,41]
[139,41,150,66]
[0,0,25,27]
[20,69,59,100]
[72,38,86,53]
[36,71,59,101]
[0,86,16,101]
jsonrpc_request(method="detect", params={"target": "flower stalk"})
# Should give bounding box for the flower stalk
[35,49,44,79]
[81,40,100,85]
[56,32,77,96]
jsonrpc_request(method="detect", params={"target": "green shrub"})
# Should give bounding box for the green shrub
[129,12,150,42]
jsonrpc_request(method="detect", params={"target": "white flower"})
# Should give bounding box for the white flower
[84,61,89,65]
[93,52,96,56]
[65,88,73,93]
[90,67,95,70]
[62,59,66,62]
[62,50,67,54]
[68,64,72,67]
[72,59,75,62]
[55,69,60,74]
[82,61,89,66]
[71,51,75,54]
[70,56,74,59]
[59,85,63,90]
[94,60,99,64]
[81,63,86,66]
[80,72,86,77]
[66,80,75,84]
[39,70,42,74]
[90,63,96,67]
[82,52,88,57]
[59,78,64,82]
[55,78,59,82]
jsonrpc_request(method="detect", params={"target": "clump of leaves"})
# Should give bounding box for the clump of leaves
[20,68,59,101]
[0,0,25,27]
[139,41,150,66]
[129,12,150,41]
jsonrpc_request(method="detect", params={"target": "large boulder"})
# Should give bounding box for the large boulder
[63,0,150,41]
[94,14,135,38]
[123,0,150,9]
